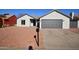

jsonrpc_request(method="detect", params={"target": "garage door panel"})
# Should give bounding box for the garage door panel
[41,19,62,28]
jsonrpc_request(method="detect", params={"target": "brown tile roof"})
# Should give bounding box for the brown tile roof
[0,14,13,19]
[74,15,79,20]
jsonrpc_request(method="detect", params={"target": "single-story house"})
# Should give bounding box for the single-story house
[73,15,79,28]
[39,10,79,29]
[39,10,70,29]
[16,10,79,29]
[17,14,39,27]
[0,14,17,28]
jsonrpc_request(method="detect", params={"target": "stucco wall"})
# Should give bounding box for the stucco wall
[17,15,33,27]
[78,20,79,28]
[40,11,70,29]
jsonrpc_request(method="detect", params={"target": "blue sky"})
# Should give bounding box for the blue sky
[0,9,79,17]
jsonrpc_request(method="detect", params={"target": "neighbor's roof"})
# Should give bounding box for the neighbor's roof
[74,15,79,20]
[0,14,13,19]
[39,10,71,18]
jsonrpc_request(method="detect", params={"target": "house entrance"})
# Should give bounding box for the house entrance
[30,19,36,26]
[30,19,40,28]
[33,19,36,26]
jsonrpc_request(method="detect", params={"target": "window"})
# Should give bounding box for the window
[21,20,25,25]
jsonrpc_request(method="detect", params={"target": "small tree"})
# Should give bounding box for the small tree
[0,15,6,28]
[2,18,4,27]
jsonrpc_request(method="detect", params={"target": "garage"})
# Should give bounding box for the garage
[40,10,70,29]
[70,20,77,28]
[41,19,62,28]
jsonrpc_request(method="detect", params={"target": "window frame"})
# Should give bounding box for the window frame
[21,20,25,25]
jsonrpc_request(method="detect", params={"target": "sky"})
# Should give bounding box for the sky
[0,9,79,17]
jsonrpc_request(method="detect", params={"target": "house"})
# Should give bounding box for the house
[69,12,79,28]
[17,10,71,29]
[73,15,79,28]
[16,10,79,29]
[0,14,17,28]
[39,10,71,29]
[17,14,39,27]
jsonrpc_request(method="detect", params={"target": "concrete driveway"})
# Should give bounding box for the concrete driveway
[42,29,79,50]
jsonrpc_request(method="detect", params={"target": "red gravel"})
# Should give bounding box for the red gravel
[69,28,79,33]
[0,26,44,50]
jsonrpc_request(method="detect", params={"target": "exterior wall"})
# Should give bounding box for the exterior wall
[5,15,16,26]
[30,23,33,26]
[9,15,17,26]
[17,15,33,27]
[40,11,70,29]
[0,15,17,27]
[78,20,79,28]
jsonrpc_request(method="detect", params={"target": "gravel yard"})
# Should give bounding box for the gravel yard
[0,26,79,50]
[0,26,44,50]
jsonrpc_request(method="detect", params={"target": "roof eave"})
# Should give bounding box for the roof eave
[39,9,71,19]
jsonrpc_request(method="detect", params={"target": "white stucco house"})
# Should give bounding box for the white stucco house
[16,10,79,29]
[39,10,70,29]
[17,14,37,27]
[17,14,38,27]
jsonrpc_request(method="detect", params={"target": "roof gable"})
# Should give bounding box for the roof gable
[40,10,71,19]
[17,13,35,19]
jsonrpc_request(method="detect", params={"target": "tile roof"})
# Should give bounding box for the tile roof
[0,14,13,19]
[74,15,79,20]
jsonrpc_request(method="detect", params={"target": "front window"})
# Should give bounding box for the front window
[21,20,25,25]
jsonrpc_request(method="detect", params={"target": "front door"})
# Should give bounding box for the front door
[33,20,36,26]
[30,19,36,26]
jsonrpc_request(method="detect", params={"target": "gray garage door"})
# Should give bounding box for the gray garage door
[41,19,62,28]
[70,20,77,28]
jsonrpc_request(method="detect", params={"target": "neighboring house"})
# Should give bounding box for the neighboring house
[17,14,39,27]
[39,10,70,29]
[73,15,79,28]
[0,14,16,27]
